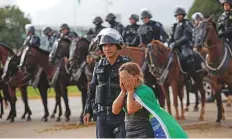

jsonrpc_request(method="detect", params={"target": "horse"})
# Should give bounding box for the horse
[20,38,89,123]
[0,43,50,122]
[199,16,232,123]
[118,46,165,108]
[146,40,206,120]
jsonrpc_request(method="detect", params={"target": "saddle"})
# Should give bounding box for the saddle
[177,51,205,74]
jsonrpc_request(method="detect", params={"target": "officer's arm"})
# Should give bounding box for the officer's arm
[122,27,126,41]
[84,65,98,115]
[29,35,41,47]
[117,24,124,35]
[175,22,193,47]
[130,27,141,46]
[153,25,161,41]
[217,15,224,32]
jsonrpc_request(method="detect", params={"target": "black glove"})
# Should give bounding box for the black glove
[218,31,224,38]
[169,42,176,48]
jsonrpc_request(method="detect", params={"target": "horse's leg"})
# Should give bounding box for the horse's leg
[162,85,171,115]
[38,82,49,122]
[178,84,185,120]
[185,77,190,112]
[7,86,17,122]
[77,81,87,125]
[156,83,165,108]
[197,77,206,121]
[171,82,180,120]
[50,103,58,119]
[60,84,71,122]
[19,86,32,121]
[54,87,62,122]
[0,92,3,118]
[212,81,223,123]
[226,84,232,107]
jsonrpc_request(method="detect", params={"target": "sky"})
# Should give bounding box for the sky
[13,0,195,28]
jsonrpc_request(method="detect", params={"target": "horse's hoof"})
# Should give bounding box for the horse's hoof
[185,108,189,112]
[77,120,84,125]
[26,116,31,122]
[226,103,231,107]
[9,118,15,123]
[41,117,48,122]
[181,116,185,120]
[50,114,55,119]
[56,117,61,122]
[214,121,221,126]
[199,117,204,121]
[193,107,199,112]
[21,115,26,119]
[175,116,180,120]
[222,116,226,120]
[65,117,70,122]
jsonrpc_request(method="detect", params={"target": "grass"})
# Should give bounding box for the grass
[15,86,81,99]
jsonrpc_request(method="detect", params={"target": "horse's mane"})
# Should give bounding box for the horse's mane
[0,42,16,55]
[78,37,90,45]
[30,46,50,56]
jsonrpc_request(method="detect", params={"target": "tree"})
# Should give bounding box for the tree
[188,0,223,21]
[0,5,31,49]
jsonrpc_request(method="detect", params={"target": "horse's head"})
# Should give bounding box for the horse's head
[145,40,170,75]
[88,39,103,59]
[0,43,15,65]
[1,56,20,82]
[69,38,90,67]
[200,15,220,48]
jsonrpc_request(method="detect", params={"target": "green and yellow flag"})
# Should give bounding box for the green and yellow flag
[134,85,188,138]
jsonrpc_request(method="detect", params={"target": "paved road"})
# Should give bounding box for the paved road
[0,93,231,138]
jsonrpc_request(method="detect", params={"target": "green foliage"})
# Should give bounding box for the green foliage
[188,0,224,21]
[0,5,31,49]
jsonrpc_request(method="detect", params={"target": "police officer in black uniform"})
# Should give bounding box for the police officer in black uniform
[130,9,165,46]
[122,14,140,46]
[86,16,106,41]
[83,28,130,138]
[218,0,232,48]
[18,24,40,56]
[42,27,60,51]
[192,12,205,49]
[105,13,124,35]
[169,7,196,76]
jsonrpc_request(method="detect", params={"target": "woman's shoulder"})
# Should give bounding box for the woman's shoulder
[135,85,154,95]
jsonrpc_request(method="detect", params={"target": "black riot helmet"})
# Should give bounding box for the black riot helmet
[95,28,124,50]
[60,23,70,32]
[220,0,232,5]
[105,13,116,22]
[129,14,139,21]
[42,27,52,36]
[140,9,152,19]
[174,7,186,17]
[93,16,103,25]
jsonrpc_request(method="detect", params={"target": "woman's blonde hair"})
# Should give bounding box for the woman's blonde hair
[119,62,144,83]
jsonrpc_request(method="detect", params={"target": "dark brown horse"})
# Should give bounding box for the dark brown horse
[0,43,50,122]
[146,40,206,120]
[199,17,231,123]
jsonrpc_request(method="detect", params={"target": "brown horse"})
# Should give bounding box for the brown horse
[146,40,206,120]
[119,46,165,107]
[199,17,232,123]
[0,43,32,122]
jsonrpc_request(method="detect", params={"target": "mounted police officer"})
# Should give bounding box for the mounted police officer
[105,13,124,35]
[18,24,40,56]
[169,7,195,76]
[83,28,130,138]
[42,27,60,52]
[192,12,206,49]
[86,16,106,41]
[122,14,140,46]
[217,0,232,48]
[130,9,167,46]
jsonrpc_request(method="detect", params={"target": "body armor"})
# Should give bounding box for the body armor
[217,11,232,41]
[122,24,140,45]
[193,21,207,47]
